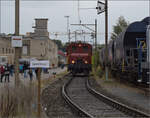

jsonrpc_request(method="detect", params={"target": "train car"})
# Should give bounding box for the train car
[99,47,105,68]
[100,17,150,84]
[108,40,115,67]
[146,25,150,84]
[66,41,92,75]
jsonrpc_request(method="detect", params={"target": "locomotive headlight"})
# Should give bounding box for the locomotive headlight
[85,60,88,64]
[79,44,82,47]
[72,60,75,64]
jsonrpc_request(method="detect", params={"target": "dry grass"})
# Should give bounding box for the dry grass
[0,83,37,118]
[92,66,118,88]
[0,70,68,118]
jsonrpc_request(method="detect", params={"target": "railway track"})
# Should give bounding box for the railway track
[62,75,150,118]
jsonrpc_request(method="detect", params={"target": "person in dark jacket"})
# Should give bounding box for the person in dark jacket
[0,65,5,82]
[28,68,33,81]
[23,63,28,78]
[4,64,10,82]
[10,64,14,77]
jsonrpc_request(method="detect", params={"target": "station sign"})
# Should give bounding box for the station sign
[30,60,50,68]
[11,36,23,47]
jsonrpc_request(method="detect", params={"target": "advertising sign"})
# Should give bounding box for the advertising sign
[11,36,23,47]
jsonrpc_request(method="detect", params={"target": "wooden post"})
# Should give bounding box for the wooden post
[15,0,20,87]
[37,68,41,118]
[105,0,108,80]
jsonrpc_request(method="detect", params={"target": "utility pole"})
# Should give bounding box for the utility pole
[95,19,97,51]
[0,0,1,33]
[15,0,20,87]
[75,31,77,42]
[64,16,70,42]
[105,0,108,80]
[37,68,41,118]
[96,0,108,80]
[68,29,71,43]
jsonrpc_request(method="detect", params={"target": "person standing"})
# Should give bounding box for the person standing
[4,64,10,82]
[28,68,33,81]
[19,64,23,75]
[35,68,38,79]
[0,65,5,82]
[10,64,14,77]
[23,63,28,78]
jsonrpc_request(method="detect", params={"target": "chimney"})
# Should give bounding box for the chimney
[33,18,49,37]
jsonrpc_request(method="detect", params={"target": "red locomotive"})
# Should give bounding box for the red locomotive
[66,41,92,75]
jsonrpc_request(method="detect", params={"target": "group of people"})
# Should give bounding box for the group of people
[18,63,35,81]
[0,63,46,83]
[0,63,34,83]
[0,64,13,83]
[0,62,55,83]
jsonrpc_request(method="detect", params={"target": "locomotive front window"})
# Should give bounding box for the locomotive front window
[72,46,77,52]
[83,46,89,52]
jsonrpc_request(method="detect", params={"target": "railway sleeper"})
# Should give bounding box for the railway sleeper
[86,79,150,117]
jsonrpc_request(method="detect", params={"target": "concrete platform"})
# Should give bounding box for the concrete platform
[0,67,67,89]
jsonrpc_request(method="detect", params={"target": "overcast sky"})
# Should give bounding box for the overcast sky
[0,0,149,44]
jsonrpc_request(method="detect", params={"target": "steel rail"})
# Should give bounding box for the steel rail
[86,79,150,117]
[62,76,94,118]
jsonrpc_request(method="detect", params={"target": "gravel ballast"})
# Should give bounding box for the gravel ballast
[89,75,150,115]
[41,75,77,118]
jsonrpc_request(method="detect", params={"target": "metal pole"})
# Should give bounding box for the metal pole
[75,31,77,42]
[95,19,97,51]
[105,0,108,80]
[15,0,20,86]
[69,29,71,43]
[0,0,1,33]
[64,16,70,42]
[37,68,41,118]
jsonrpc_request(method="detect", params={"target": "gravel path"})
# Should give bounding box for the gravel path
[41,75,77,118]
[89,76,150,115]
[67,76,128,118]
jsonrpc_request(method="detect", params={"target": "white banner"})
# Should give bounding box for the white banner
[30,60,50,68]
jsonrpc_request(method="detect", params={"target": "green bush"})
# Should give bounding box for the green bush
[92,51,100,70]
[95,66,104,77]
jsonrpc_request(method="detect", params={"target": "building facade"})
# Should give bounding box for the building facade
[0,18,58,67]
[0,34,14,64]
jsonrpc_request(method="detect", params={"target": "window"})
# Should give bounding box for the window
[83,46,88,52]
[22,46,28,55]
[72,46,76,52]
[2,48,4,54]
[6,48,7,54]
[9,49,11,53]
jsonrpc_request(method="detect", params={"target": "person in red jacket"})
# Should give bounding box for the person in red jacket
[0,65,5,82]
